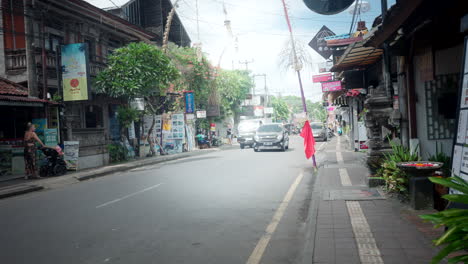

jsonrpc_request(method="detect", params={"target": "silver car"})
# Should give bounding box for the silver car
[253,123,289,152]
[311,122,327,141]
[237,119,262,149]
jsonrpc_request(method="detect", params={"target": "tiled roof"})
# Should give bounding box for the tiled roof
[0,77,28,96]
[0,95,58,104]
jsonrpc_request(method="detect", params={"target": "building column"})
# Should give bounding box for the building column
[23,0,38,97]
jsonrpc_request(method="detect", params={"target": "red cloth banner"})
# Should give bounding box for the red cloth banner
[300,121,316,159]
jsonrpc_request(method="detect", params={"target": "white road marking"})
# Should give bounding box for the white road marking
[246,172,304,264]
[339,168,352,186]
[317,142,326,151]
[96,183,163,208]
[346,201,384,263]
[336,152,344,163]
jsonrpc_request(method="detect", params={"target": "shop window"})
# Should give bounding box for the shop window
[85,105,103,128]
[425,73,458,140]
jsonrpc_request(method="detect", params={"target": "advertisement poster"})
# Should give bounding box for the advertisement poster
[196,110,206,118]
[461,75,468,108]
[457,109,468,144]
[452,145,463,177]
[321,81,342,92]
[169,114,185,140]
[44,129,58,146]
[32,118,47,133]
[64,141,79,170]
[460,147,468,175]
[184,91,195,113]
[128,121,136,140]
[312,73,332,83]
[61,43,89,101]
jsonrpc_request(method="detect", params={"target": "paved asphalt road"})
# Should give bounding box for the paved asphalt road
[0,136,326,264]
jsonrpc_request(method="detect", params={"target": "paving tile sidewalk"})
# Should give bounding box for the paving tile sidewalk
[311,136,443,264]
[0,145,236,199]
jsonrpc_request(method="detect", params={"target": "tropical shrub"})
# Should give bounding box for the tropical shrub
[420,176,468,263]
[428,143,452,177]
[107,143,127,163]
[377,141,420,194]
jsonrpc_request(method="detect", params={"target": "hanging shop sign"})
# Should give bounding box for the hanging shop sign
[312,73,332,83]
[196,110,206,118]
[451,37,468,194]
[326,35,363,46]
[186,113,195,120]
[254,106,264,117]
[303,0,354,15]
[210,123,216,132]
[61,43,90,101]
[308,25,335,60]
[321,81,342,92]
[184,91,195,113]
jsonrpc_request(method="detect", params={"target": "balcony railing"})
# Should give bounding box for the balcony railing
[5,49,107,76]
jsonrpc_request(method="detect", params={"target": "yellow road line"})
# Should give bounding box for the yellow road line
[246,171,304,264]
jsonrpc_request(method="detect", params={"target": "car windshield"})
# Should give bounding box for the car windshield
[311,123,323,130]
[257,124,282,133]
[238,121,260,131]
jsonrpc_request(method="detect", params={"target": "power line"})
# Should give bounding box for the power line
[210,0,375,22]
[107,0,120,9]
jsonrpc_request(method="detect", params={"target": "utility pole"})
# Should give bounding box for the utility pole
[253,74,268,107]
[239,59,254,71]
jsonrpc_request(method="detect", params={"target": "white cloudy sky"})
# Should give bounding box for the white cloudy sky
[85,0,394,102]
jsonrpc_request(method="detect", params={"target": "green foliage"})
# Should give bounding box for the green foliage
[107,143,127,163]
[51,94,62,102]
[94,42,179,99]
[309,102,327,122]
[116,106,140,128]
[167,44,214,109]
[271,97,290,122]
[216,69,253,117]
[420,176,468,264]
[377,141,420,194]
[428,143,452,176]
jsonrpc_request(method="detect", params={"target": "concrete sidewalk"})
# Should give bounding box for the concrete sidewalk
[309,136,443,264]
[0,144,237,199]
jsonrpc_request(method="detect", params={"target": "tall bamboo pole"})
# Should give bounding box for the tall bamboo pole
[280,0,316,167]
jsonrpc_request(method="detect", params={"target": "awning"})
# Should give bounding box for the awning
[0,95,58,107]
[363,0,424,47]
[330,41,383,72]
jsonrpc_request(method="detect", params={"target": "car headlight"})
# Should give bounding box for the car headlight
[277,134,283,140]
[254,135,260,141]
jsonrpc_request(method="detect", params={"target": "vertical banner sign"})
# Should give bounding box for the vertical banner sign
[184,91,195,113]
[61,43,90,101]
[451,37,468,194]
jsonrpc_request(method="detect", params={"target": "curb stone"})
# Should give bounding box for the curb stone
[0,184,44,199]
[1,146,236,199]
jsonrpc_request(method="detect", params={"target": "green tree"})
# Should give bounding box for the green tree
[216,69,253,122]
[271,97,290,122]
[167,44,214,110]
[309,102,327,122]
[94,42,179,155]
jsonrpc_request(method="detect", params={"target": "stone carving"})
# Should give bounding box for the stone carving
[364,85,394,171]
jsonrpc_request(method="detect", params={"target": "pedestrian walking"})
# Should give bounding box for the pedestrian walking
[227,128,232,145]
[24,122,46,179]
